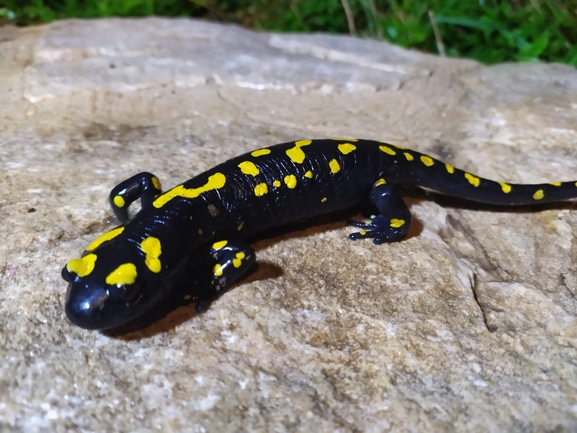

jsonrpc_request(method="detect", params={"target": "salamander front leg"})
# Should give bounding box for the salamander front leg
[348,178,411,244]
[195,240,256,313]
[109,172,163,222]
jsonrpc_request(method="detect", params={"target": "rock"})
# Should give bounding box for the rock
[1,17,576,432]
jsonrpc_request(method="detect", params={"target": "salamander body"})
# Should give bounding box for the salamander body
[62,139,577,330]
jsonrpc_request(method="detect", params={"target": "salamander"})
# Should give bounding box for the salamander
[62,138,577,330]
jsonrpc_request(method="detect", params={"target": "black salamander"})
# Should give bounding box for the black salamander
[62,138,577,330]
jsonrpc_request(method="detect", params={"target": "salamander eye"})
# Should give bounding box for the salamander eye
[113,283,141,303]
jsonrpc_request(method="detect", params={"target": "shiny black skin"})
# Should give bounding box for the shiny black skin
[62,139,577,330]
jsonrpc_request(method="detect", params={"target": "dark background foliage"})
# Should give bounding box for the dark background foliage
[1,0,576,64]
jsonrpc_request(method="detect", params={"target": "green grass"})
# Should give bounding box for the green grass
[1,0,576,65]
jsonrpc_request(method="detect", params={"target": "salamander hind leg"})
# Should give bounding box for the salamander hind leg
[195,240,256,313]
[109,172,163,222]
[348,178,412,244]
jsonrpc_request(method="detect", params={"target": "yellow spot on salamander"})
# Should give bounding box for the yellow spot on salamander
[237,222,244,231]
[550,181,562,187]
[338,143,356,154]
[113,195,125,208]
[390,219,405,228]
[152,176,161,190]
[374,178,386,187]
[533,189,544,200]
[284,174,297,189]
[213,263,224,277]
[86,227,125,252]
[66,254,97,277]
[233,252,245,268]
[403,152,414,161]
[329,159,341,174]
[394,144,407,149]
[251,148,271,157]
[286,140,312,164]
[153,173,226,208]
[331,138,358,142]
[321,197,328,203]
[106,263,137,286]
[238,161,260,176]
[304,171,313,179]
[420,155,434,167]
[141,237,162,273]
[464,173,481,187]
[359,231,366,236]
[254,183,268,196]
[273,180,281,188]
[379,145,396,156]
[499,182,512,193]
[445,163,455,174]
[213,240,228,250]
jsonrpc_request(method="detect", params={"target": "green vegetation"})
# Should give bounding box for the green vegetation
[1,0,576,65]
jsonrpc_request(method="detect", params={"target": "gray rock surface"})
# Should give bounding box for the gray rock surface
[1,17,577,432]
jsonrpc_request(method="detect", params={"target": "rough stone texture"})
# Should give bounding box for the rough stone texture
[1,17,577,432]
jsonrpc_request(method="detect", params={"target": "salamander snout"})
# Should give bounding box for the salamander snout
[62,265,153,330]
[63,274,110,330]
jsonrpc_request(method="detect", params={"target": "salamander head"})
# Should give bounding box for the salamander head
[62,226,167,330]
